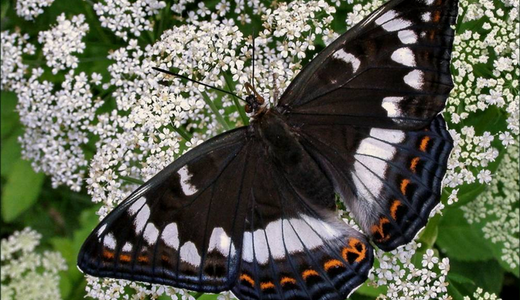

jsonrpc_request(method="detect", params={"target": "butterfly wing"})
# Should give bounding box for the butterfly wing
[280,0,458,129]
[232,139,374,300]
[79,124,374,298]
[299,115,452,251]
[78,127,255,292]
[278,0,458,251]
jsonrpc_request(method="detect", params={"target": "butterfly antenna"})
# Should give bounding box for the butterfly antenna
[152,67,246,102]
[252,30,255,90]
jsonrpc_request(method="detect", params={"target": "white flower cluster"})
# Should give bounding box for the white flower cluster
[346,0,384,27]
[0,31,35,91]
[444,128,499,188]
[16,69,103,191]
[370,245,450,300]
[38,13,89,74]
[172,0,266,24]
[85,276,195,300]
[441,0,520,270]
[1,228,67,300]
[15,0,55,21]
[93,0,166,40]
[444,0,519,190]
[463,287,502,300]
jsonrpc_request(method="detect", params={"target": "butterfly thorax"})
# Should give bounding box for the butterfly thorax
[253,109,336,210]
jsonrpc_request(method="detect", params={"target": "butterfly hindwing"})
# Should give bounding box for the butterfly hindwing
[232,138,374,300]
[281,0,458,130]
[78,127,254,292]
[299,115,453,251]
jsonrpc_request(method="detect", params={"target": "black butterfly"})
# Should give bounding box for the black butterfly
[78,0,458,299]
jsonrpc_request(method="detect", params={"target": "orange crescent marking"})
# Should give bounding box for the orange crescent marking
[400,179,410,195]
[302,269,319,280]
[119,254,131,262]
[420,136,431,152]
[280,277,297,286]
[410,157,420,173]
[433,10,441,23]
[390,200,402,220]
[341,238,367,263]
[240,274,255,287]
[260,281,276,290]
[371,217,390,242]
[324,259,344,271]
[137,255,149,263]
[103,249,114,259]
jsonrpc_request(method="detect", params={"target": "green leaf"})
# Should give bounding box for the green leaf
[447,277,470,300]
[436,207,494,261]
[193,293,219,300]
[1,91,19,139]
[1,158,45,222]
[450,259,504,295]
[418,213,441,248]
[1,128,22,177]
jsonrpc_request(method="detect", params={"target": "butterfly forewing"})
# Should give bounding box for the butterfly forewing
[78,127,253,292]
[281,0,458,130]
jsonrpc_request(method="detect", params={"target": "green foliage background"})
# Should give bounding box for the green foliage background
[1,0,518,299]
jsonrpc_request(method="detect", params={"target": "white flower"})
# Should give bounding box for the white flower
[422,249,439,269]
[38,13,89,74]
[477,169,493,184]
[499,131,515,146]
[1,228,67,300]
[15,0,55,21]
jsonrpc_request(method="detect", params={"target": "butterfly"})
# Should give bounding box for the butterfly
[78,0,458,299]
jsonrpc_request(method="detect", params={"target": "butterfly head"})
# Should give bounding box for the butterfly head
[244,82,266,116]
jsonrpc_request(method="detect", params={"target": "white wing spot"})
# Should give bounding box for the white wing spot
[122,242,133,252]
[241,216,340,264]
[253,229,269,264]
[404,70,424,89]
[134,204,150,234]
[300,215,342,240]
[382,97,404,118]
[391,48,416,67]
[144,223,159,245]
[177,166,198,196]
[423,0,435,5]
[180,241,201,267]
[382,18,412,32]
[422,12,432,22]
[208,227,235,257]
[162,223,179,250]
[398,30,418,44]
[128,197,146,216]
[370,128,406,144]
[353,128,405,199]
[242,232,253,263]
[103,233,116,250]
[375,10,397,25]
[332,49,361,72]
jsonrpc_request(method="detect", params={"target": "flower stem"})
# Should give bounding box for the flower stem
[119,176,144,185]
[224,74,249,125]
[201,91,231,130]
[173,125,192,142]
